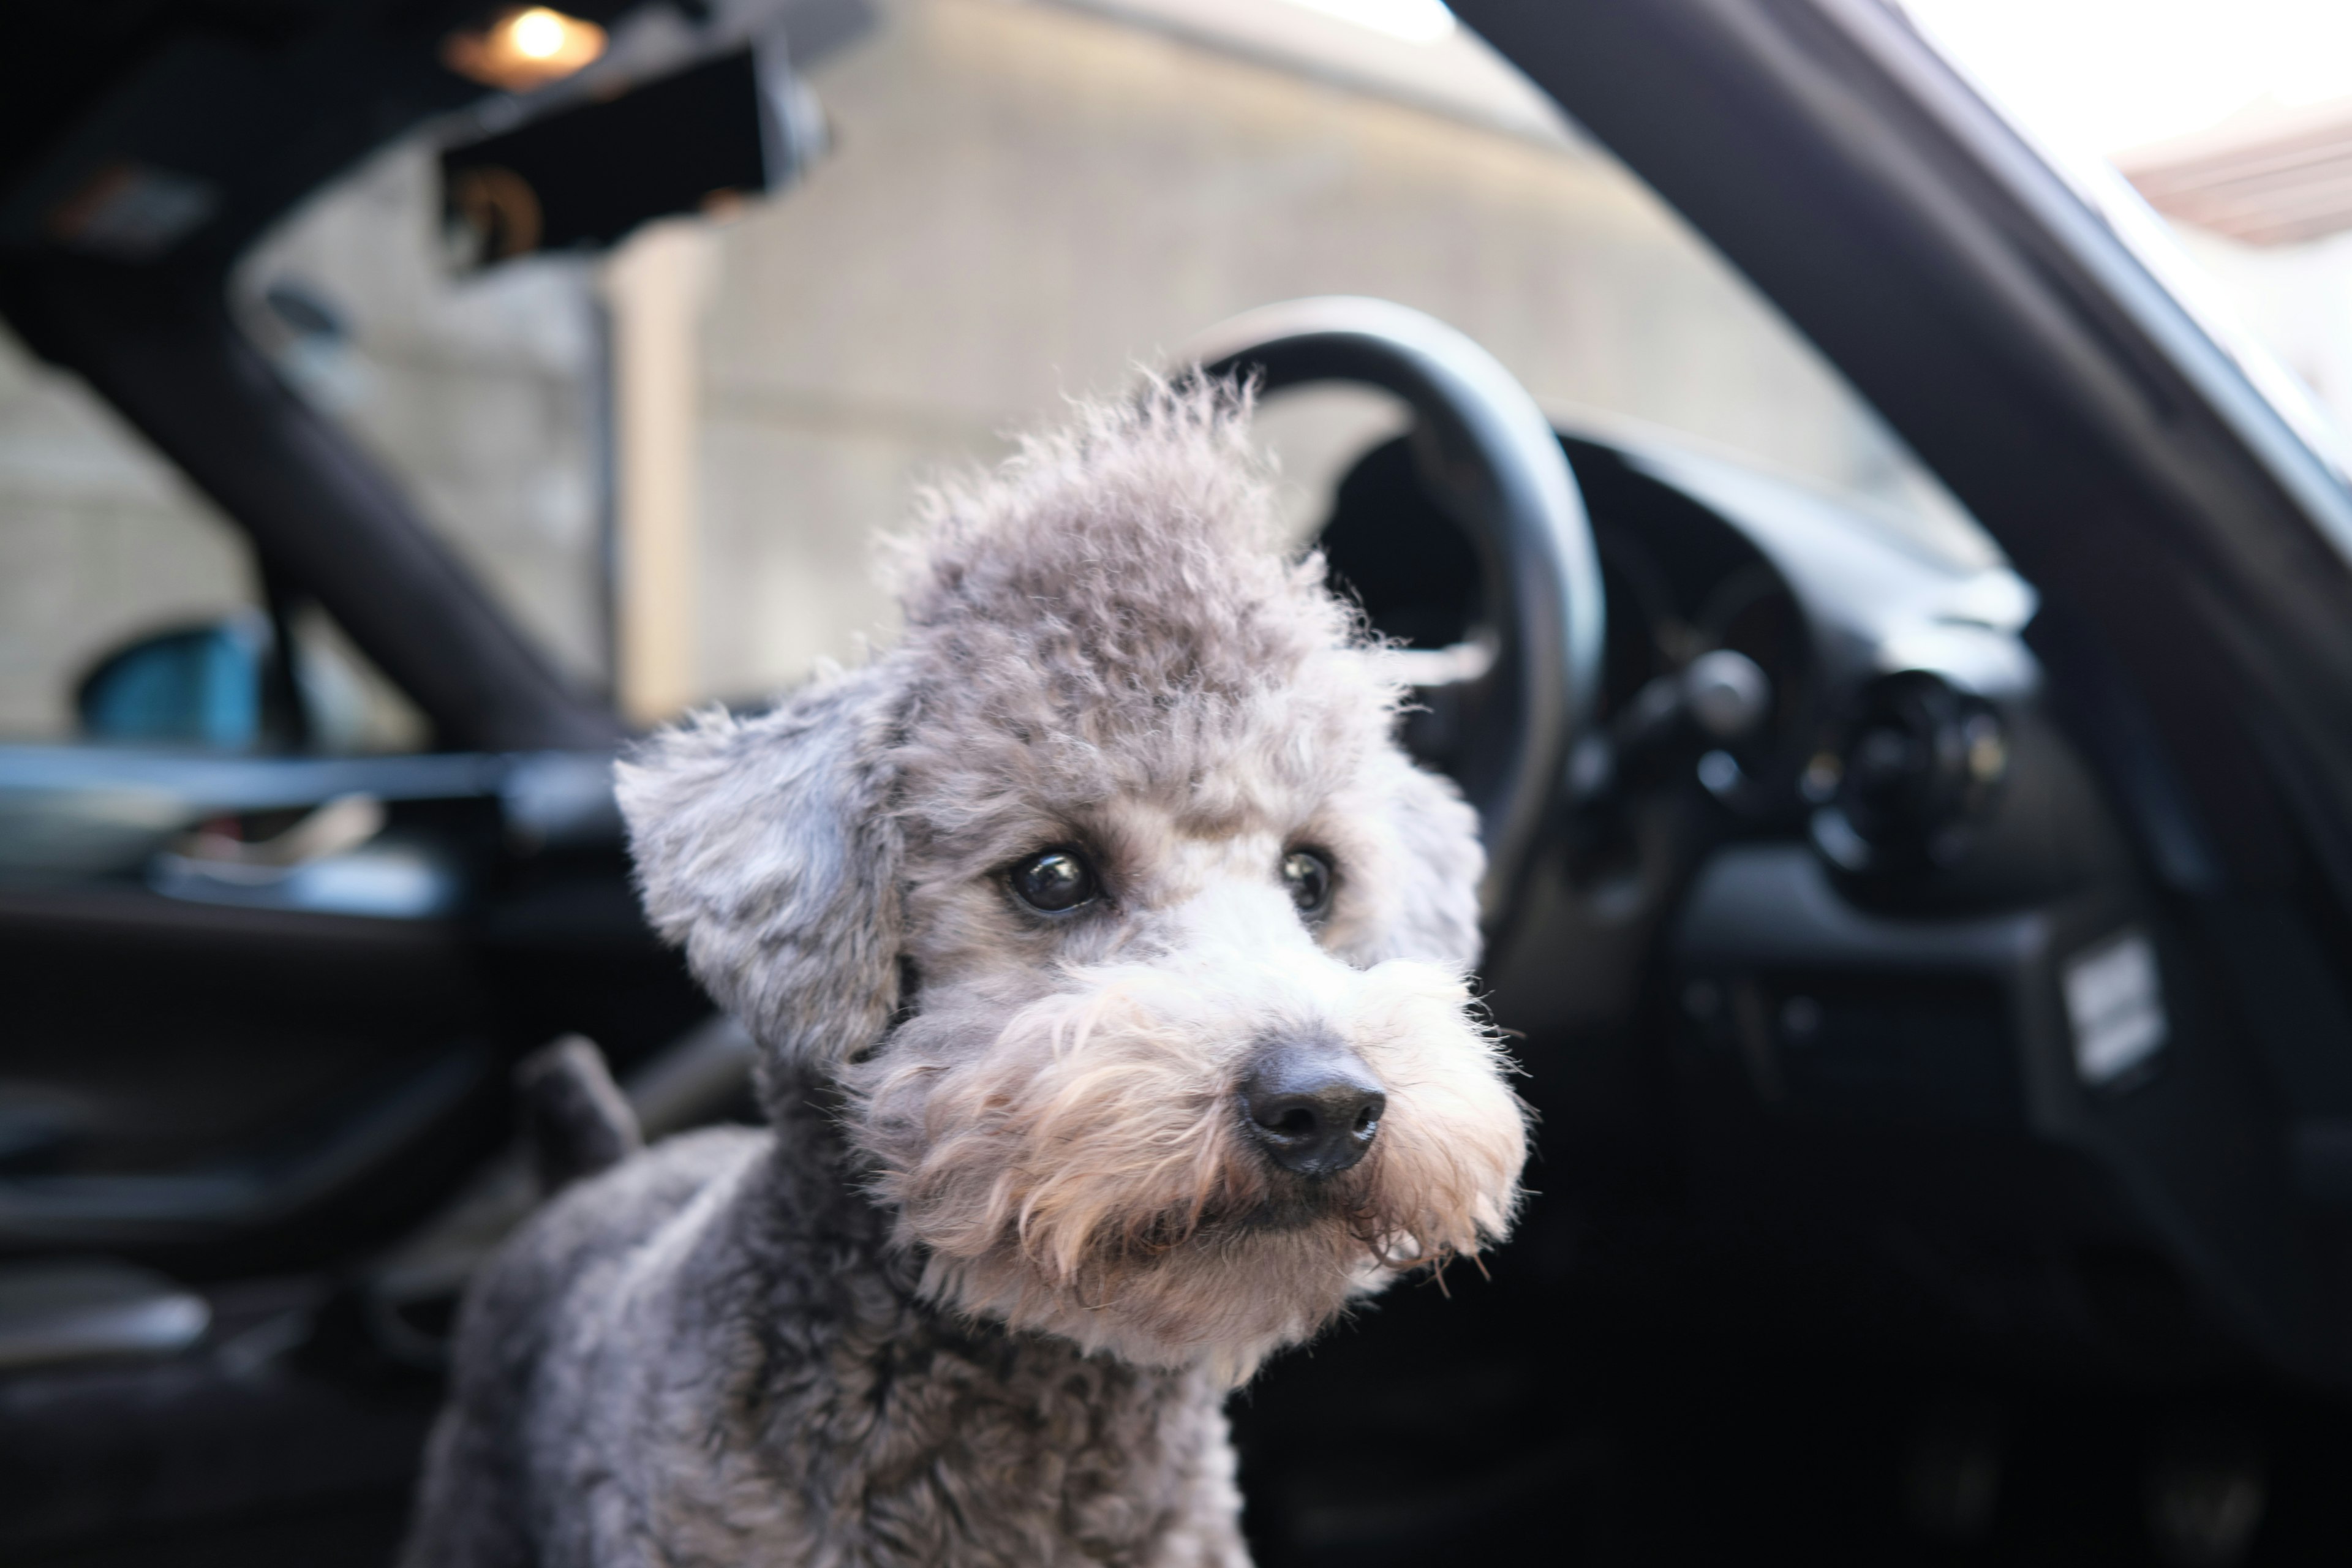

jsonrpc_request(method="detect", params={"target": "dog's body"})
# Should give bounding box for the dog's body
[404,383,1528,1566]
[406,1103,1246,1567]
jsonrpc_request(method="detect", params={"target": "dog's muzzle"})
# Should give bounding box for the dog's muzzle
[1240,1039,1385,1179]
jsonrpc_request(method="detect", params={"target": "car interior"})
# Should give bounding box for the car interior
[8,0,2352,1564]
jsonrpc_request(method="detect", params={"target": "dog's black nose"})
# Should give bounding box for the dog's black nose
[1241,1046,1386,1178]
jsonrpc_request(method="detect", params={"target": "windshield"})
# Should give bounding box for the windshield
[1899,0,2352,474]
[228,0,1994,722]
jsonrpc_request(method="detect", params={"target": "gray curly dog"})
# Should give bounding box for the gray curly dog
[401,378,1531,1566]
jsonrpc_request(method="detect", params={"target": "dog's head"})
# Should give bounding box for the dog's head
[618,379,1527,1380]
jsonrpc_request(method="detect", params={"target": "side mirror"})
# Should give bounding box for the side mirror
[75,617,275,748]
[73,613,385,750]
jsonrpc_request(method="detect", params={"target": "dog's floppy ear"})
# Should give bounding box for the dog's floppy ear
[615,661,903,1084]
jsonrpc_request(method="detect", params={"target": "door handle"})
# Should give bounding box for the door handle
[167,793,386,883]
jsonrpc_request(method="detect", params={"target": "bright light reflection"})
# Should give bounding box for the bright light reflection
[1901,0,2352,157]
[442,5,606,91]
[1275,0,1457,47]
[511,8,569,60]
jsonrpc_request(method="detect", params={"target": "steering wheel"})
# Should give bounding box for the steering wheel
[1188,297,1605,938]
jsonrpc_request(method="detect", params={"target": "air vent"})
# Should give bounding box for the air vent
[1811,671,2008,875]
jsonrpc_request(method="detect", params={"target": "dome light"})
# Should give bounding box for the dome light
[443,6,608,92]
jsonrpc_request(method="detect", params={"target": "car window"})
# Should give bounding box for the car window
[234,0,1999,723]
[1898,0,2352,480]
[0,326,424,752]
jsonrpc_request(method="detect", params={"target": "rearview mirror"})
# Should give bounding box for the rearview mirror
[439,43,829,271]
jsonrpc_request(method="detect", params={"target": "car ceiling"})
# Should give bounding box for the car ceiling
[0,1,640,276]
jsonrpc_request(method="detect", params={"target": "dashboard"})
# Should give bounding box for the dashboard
[1317,424,2311,1380]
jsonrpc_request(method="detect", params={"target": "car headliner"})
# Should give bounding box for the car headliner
[0,2,622,268]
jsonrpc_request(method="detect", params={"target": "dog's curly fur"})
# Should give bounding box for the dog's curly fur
[402,379,1529,1566]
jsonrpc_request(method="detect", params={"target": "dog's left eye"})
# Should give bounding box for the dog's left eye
[1011,848,1099,914]
[1281,850,1335,919]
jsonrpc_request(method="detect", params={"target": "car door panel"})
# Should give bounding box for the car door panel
[0,744,701,1275]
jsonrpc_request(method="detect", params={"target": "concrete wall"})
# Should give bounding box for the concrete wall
[0,327,251,738]
[677,0,1965,706]
[239,150,610,692]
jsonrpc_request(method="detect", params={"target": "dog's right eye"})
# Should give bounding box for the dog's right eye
[1010,848,1099,914]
